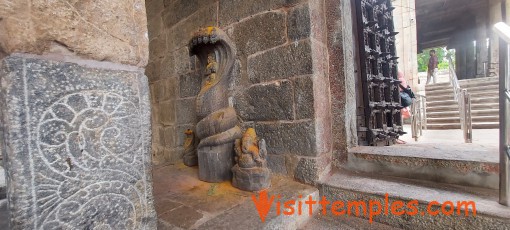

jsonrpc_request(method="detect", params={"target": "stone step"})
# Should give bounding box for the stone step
[426,91,499,103]
[427,85,498,97]
[424,82,451,91]
[460,80,499,89]
[427,109,499,118]
[427,103,499,113]
[427,116,500,124]
[320,171,510,229]
[427,122,500,130]
[426,97,499,107]
[345,145,499,189]
[461,84,499,93]
[426,123,461,129]
[425,77,499,92]
[459,76,500,85]
[302,213,399,230]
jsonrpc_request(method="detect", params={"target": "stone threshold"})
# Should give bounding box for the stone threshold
[154,163,318,229]
[319,170,510,229]
[345,144,499,189]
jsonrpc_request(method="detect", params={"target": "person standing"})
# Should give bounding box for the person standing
[426,49,438,85]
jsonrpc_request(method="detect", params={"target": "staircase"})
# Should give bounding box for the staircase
[314,145,510,229]
[425,77,500,129]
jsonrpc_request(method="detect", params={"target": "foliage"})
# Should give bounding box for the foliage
[417,47,455,72]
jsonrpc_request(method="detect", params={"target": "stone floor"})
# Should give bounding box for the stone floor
[401,124,498,151]
[154,163,318,229]
[301,213,399,230]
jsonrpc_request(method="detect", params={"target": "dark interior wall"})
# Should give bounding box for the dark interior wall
[145,0,334,184]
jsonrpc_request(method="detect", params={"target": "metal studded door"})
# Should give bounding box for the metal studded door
[355,0,405,146]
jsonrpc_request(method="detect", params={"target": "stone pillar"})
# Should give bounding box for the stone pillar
[476,12,489,77]
[466,35,477,79]
[393,0,419,89]
[489,0,503,77]
[0,1,156,229]
[456,44,467,79]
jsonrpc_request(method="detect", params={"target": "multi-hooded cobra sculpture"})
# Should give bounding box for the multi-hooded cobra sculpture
[188,27,243,182]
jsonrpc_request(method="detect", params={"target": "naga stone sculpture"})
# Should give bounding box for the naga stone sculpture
[232,128,271,191]
[189,27,242,182]
[183,129,198,166]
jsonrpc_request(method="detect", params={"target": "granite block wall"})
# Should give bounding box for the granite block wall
[146,0,335,184]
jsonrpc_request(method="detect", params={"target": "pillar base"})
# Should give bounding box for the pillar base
[232,165,271,191]
[198,143,235,182]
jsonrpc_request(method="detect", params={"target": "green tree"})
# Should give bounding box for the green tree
[417,47,454,72]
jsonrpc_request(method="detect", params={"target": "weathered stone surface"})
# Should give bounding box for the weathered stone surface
[219,0,272,26]
[147,15,164,39]
[288,4,311,41]
[0,200,8,230]
[159,205,204,229]
[166,4,217,50]
[248,40,313,83]
[146,59,162,83]
[235,80,294,121]
[232,166,271,191]
[162,126,176,148]
[229,12,286,55]
[173,47,192,75]
[254,121,317,156]
[294,154,331,185]
[176,98,197,124]
[271,0,307,8]
[293,76,315,119]
[182,129,198,166]
[232,128,271,191]
[219,0,308,27]
[196,108,242,182]
[179,72,201,98]
[164,147,182,163]
[198,143,237,182]
[0,0,149,67]
[163,0,210,28]
[0,55,156,228]
[146,0,165,20]
[152,144,166,165]
[267,154,287,174]
[326,0,358,163]
[158,54,176,79]
[154,78,177,103]
[0,166,5,199]
[159,100,176,126]
[149,34,168,61]
[176,124,195,146]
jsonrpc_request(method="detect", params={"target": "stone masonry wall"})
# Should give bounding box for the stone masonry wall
[146,0,333,184]
[0,0,156,228]
[325,0,358,165]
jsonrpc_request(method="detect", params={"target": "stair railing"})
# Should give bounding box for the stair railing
[411,94,427,141]
[493,21,510,206]
[447,56,473,143]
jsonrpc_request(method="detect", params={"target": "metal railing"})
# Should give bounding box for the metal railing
[447,56,473,143]
[493,22,510,206]
[411,94,427,141]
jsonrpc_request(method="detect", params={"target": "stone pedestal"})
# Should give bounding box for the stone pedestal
[198,143,235,182]
[0,55,156,229]
[183,154,199,167]
[232,165,271,191]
